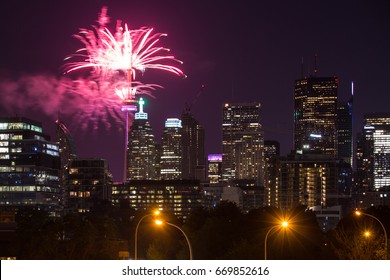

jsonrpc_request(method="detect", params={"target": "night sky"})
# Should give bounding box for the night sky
[0,0,389,181]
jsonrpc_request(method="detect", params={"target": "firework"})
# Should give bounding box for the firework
[64,7,185,181]
[66,25,184,78]
[64,8,185,82]
[64,6,185,106]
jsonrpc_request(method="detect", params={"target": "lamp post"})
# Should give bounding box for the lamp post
[355,210,388,260]
[134,210,160,260]
[155,219,193,260]
[264,221,288,260]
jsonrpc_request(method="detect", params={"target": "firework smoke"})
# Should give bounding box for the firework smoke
[0,74,70,116]
[0,74,161,132]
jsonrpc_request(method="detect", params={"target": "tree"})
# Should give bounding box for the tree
[183,201,245,259]
[329,211,388,260]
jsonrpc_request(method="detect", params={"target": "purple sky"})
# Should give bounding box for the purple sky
[1,0,389,181]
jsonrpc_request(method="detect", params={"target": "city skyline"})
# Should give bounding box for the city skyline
[0,0,389,181]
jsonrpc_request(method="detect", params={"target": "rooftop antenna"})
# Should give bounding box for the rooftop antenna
[351,81,354,96]
[301,56,304,78]
[350,81,354,170]
[314,54,318,77]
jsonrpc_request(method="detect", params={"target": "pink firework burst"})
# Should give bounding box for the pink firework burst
[64,6,185,83]
[63,6,185,127]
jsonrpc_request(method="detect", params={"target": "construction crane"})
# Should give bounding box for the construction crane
[184,84,205,112]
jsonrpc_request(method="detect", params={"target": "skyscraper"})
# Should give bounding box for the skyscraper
[357,113,390,190]
[222,102,264,185]
[337,88,353,166]
[181,108,205,180]
[160,118,182,180]
[294,77,338,156]
[0,117,60,216]
[336,89,354,204]
[56,118,77,210]
[264,140,280,207]
[356,131,373,192]
[127,98,157,180]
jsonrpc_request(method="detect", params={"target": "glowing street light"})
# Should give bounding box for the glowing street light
[264,220,289,260]
[155,219,193,260]
[355,210,388,259]
[363,230,371,238]
[134,210,160,260]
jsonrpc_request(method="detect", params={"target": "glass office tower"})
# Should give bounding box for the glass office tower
[294,77,338,156]
[0,117,60,216]
[222,102,264,185]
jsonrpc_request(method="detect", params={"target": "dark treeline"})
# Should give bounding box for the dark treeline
[10,202,390,260]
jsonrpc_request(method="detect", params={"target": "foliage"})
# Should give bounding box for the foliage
[328,209,389,260]
[11,204,390,259]
[13,205,129,259]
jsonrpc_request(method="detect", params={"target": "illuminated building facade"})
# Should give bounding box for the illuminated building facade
[127,98,158,180]
[357,186,390,209]
[279,154,339,209]
[222,102,264,185]
[294,77,338,156]
[160,118,182,180]
[0,117,60,216]
[356,131,373,192]
[111,180,203,220]
[264,141,280,207]
[181,109,205,181]
[207,154,222,184]
[356,113,390,191]
[67,159,112,213]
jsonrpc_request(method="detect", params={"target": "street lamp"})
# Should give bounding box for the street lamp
[134,210,160,260]
[363,230,371,238]
[355,210,388,259]
[264,221,288,260]
[155,219,193,260]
